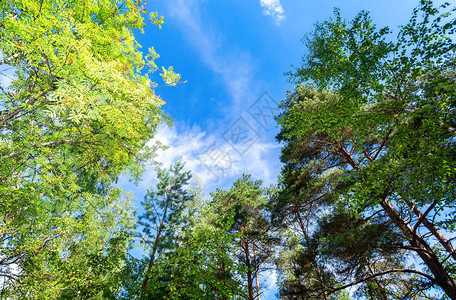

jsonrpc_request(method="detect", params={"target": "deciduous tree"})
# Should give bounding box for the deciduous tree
[211,174,274,300]
[0,0,178,296]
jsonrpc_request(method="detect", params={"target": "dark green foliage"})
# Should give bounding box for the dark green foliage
[276,0,456,298]
[139,161,194,257]
[211,175,274,300]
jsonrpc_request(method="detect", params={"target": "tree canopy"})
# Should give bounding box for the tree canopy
[1,0,455,299]
[277,0,456,298]
[0,0,179,297]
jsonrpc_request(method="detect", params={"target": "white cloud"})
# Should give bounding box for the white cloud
[142,123,280,194]
[167,0,258,113]
[144,1,282,193]
[263,270,278,299]
[260,0,286,25]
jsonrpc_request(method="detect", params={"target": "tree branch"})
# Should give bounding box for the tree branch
[2,139,100,159]
[0,53,21,65]
[0,90,50,128]
[328,269,435,295]
[412,200,437,233]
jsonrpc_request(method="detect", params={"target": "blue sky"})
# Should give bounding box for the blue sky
[121,0,420,192]
[118,0,422,298]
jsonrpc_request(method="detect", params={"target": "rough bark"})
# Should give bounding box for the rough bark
[253,243,261,300]
[244,234,254,300]
[380,199,456,299]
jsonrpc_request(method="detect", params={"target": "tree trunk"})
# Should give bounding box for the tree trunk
[253,243,261,300]
[244,233,254,300]
[400,193,456,261]
[381,199,456,299]
[140,198,170,299]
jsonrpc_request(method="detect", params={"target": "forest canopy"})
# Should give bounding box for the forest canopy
[276,0,456,298]
[0,0,178,297]
[0,0,455,299]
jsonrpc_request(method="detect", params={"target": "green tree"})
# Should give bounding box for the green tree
[0,0,178,297]
[274,230,347,300]
[45,191,136,299]
[316,210,430,299]
[279,0,456,298]
[142,208,245,300]
[211,174,274,300]
[269,172,348,300]
[138,161,194,298]
[129,163,245,300]
[188,199,247,300]
[270,168,427,299]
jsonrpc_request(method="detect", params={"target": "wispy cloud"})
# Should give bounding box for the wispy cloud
[167,0,257,113]
[260,0,286,25]
[141,123,280,194]
[138,1,282,193]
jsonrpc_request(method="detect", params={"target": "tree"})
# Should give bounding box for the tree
[188,199,247,300]
[269,168,350,300]
[137,161,194,298]
[140,208,245,300]
[274,230,349,300]
[1,188,136,299]
[316,210,431,299]
[125,163,245,300]
[279,0,456,298]
[211,174,274,300]
[0,0,179,296]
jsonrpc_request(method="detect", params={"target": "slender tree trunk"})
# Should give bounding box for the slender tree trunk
[253,243,261,300]
[244,231,254,300]
[380,199,456,299]
[296,209,330,300]
[140,198,170,299]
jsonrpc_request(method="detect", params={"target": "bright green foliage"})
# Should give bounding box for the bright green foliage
[184,201,248,300]
[278,0,456,298]
[143,212,245,300]
[0,0,178,297]
[1,188,136,298]
[132,162,246,299]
